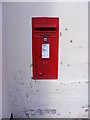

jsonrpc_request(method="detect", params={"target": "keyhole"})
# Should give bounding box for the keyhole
[39,55,41,58]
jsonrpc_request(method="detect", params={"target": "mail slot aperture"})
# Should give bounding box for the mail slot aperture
[35,27,56,31]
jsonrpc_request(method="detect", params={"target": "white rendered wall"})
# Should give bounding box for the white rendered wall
[2,2,11,118]
[2,2,88,118]
[0,2,2,119]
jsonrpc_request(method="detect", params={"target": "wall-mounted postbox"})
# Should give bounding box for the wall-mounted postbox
[32,17,59,80]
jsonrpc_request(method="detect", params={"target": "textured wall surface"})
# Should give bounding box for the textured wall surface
[2,2,88,118]
[0,2,2,119]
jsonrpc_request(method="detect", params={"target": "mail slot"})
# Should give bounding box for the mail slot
[32,17,59,80]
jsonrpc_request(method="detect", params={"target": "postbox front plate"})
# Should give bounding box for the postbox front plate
[32,17,59,80]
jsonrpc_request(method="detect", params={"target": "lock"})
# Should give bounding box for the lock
[44,38,47,42]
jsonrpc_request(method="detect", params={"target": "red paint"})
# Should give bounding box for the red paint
[32,17,59,80]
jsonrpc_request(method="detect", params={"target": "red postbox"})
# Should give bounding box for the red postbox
[32,17,59,80]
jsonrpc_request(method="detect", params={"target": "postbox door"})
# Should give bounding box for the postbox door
[35,36,58,79]
[32,17,59,80]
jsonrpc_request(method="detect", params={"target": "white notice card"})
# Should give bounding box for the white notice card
[42,44,50,58]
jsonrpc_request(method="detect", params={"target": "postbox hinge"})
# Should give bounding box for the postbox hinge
[60,32,62,36]
[31,76,33,79]
[30,63,33,67]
